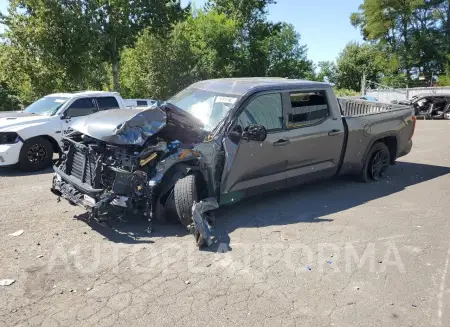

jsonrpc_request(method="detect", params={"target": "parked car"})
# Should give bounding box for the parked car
[51,78,415,247]
[124,98,157,108]
[392,94,450,119]
[0,91,129,171]
[410,94,450,119]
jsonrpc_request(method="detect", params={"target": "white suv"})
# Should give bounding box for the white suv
[0,91,128,171]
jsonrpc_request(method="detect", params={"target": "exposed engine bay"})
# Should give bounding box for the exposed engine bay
[51,103,222,246]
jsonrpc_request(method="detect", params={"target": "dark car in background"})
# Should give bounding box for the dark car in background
[392,93,450,119]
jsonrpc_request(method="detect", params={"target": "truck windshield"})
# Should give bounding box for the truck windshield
[24,96,69,116]
[168,87,238,131]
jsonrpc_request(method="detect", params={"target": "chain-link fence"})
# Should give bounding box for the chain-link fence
[366,85,450,103]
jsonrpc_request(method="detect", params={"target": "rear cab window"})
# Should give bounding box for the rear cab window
[136,100,147,107]
[287,90,329,128]
[96,97,120,111]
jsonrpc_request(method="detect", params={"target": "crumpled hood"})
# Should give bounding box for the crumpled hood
[0,111,53,132]
[69,108,167,146]
[69,103,205,146]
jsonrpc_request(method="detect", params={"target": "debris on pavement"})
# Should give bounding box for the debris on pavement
[8,230,24,237]
[36,255,44,259]
[326,260,332,264]
[306,265,312,271]
[190,197,219,247]
[0,279,16,286]
[185,280,190,285]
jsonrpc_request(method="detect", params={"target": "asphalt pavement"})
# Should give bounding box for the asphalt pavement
[1,120,450,327]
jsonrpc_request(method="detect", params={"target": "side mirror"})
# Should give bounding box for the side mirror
[242,124,267,142]
[61,112,70,120]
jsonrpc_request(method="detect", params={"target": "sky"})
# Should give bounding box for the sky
[185,0,364,64]
[0,0,364,64]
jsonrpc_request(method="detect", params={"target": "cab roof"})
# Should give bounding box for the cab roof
[188,78,331,97]
[46,91,120,98]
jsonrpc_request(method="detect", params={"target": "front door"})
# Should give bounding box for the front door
[283,89,345,186]
[60,98,97,136]
[220,92,291,203]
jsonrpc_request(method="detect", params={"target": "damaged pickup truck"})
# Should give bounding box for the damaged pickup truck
[51,78,415,247]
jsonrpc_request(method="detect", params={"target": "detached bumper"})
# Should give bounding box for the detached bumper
[0,142,23,166]
[398,139,413,158]
[51,173,98,210]
[51,171,130,214]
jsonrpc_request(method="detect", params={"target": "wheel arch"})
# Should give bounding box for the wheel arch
[24,135,61,154]
[154,160,207,207]
[362,132,399,167]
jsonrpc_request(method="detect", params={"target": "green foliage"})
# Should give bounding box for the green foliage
[316,61,338,84]
[120,10,239,100]
[0,0,317,109]
[264,23,314,78]
[351,0,450,81]
[120,7,314,99]
[334,88,359,97]
[335,42,384,91]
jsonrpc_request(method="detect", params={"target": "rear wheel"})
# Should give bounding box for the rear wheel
[360,142,391,182]
[18,137,53,172]
[173,174,199,227]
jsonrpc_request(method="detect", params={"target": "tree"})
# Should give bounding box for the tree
[2,0,189,93]
[3,0,107,92]
[94,0,189,91]
[316,61,338,84]
[207,0,282,76]
[351,0,450,81]
[335,42,384,91]
[120,9,239,99]
[264,23,314,78]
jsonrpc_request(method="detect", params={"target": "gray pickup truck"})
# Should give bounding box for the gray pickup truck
[51,78,415,246]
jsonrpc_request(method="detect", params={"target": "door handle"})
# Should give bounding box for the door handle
[328,129,341,136]
[273,139,290,146]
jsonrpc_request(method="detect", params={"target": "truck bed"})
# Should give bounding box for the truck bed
[336,98,415,176]
[338,98,413,117]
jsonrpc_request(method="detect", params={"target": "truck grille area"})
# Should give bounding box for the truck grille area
[67,147,99,188]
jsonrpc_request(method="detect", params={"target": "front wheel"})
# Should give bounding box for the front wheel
[173,174,199,227]
[18,137,53,172]
[360,142,391,182]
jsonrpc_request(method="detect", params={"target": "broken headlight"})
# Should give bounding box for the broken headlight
[0,132,21,145]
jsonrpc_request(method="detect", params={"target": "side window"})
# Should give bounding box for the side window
[238,93,283,131]
[288,91,329,128]
[136,100,147,107]
[96,97,120,110]
[65,98,95,118]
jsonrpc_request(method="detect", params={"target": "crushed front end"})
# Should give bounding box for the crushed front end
[51,104,214,238]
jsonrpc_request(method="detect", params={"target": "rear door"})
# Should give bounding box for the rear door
[220,92,291,202]
[284,88,345,186]
[95,96,121,111]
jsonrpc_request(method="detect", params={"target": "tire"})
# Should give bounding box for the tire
[360,142,391,182]
[173,174,199,227]
[18,137,53,172]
